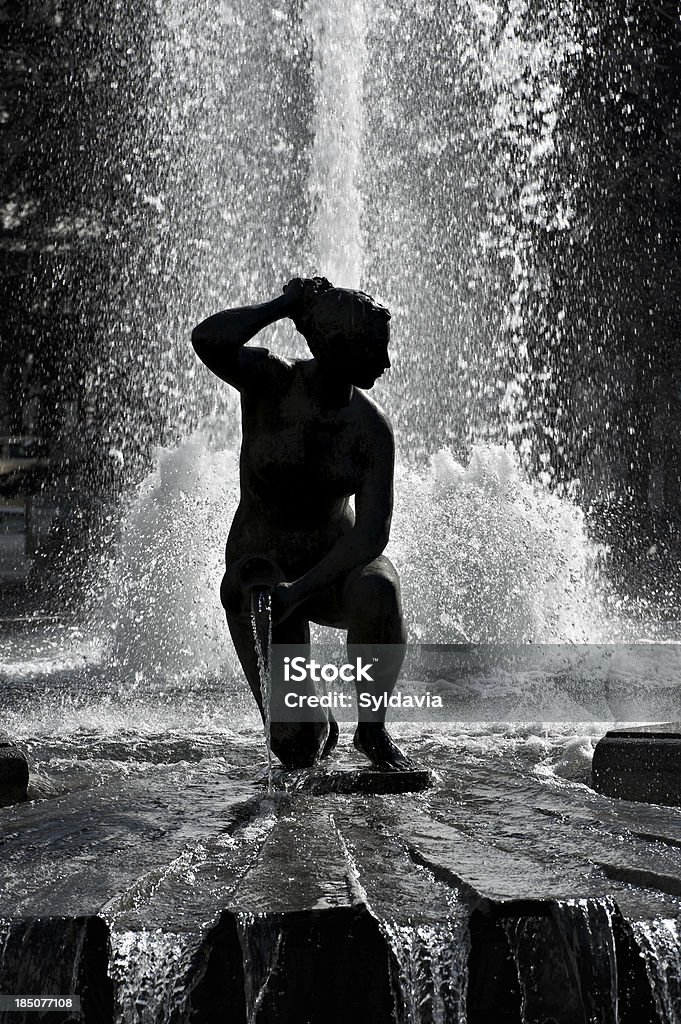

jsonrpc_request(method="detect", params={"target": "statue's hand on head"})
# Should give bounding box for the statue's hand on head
[282,276,333,330]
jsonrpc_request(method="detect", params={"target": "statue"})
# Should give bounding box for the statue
[192,276,413,771]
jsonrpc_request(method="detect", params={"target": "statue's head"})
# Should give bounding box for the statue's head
[292,278,391,389]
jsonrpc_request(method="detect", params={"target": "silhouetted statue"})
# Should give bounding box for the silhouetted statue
[192,276,412,771]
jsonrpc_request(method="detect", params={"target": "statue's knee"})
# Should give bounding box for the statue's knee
[270,721,327,769]
[368,572,399,606]
[355,571,402,619]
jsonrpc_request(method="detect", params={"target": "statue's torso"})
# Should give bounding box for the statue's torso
[226,359,385,577]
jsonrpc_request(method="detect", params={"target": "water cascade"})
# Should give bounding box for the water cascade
[303,0,367,287]
[333,817,470,1024]
[92,0,588,466]
[502,898,620,1024]
[109,930,201,1024]
[380,917,469,1024]
[632,919,681,1024]
[234,911,285,1024]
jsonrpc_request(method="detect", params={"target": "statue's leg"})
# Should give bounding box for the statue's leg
[226,612,329,769]
[341,554,407,648]
[339,555,413,771]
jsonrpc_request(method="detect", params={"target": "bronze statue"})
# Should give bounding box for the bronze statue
[192,276,412,771]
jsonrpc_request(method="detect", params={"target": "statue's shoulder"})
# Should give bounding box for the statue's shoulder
[353,390,394,441]
[258,350,295,386]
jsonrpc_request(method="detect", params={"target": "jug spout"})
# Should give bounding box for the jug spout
[220,555,285,618]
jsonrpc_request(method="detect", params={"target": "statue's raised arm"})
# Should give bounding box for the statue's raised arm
[191,277,330,392]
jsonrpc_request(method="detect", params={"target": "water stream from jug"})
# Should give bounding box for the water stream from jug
[250,587,273,793]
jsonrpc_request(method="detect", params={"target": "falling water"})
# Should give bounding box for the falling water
[462,0,582,467]
[234,911,284,1024]
[250,587,274,792]
[632,919,681,1024]
[381,918,469,1024]
[334,821,469,1024]
[303,0,366,286]
[0,918,9,973]
[109,930,201,1024]
[502,897,620,1024]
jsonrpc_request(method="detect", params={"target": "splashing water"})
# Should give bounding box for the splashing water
[89,0,629,675]
[90,0,623,681]
[5,3,681,1022]
[393,444,612,644]
[101,436,238,680]
[464,0,582,464]
[92,0,589,471]
[103,435,611,686]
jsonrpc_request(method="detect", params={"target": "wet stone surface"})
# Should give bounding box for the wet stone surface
[0,740,680,1023]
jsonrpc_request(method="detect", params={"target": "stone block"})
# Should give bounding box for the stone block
[0,742,29,806]
[592,723,681,806]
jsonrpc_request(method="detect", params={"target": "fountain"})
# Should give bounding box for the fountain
[1,1,680,1022]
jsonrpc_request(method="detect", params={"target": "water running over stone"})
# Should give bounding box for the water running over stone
[502,897,619,1024]
[632,919,681,1024]
[379,917,468,1024]
[234,911,284,1024]
[333,813,470,1024]
[109,930,202,1024]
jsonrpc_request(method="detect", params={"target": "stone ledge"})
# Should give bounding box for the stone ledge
[0,899,661,1024]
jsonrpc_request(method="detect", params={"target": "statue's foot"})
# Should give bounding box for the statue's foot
[321,716,339,759]
[353,723,414,772]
